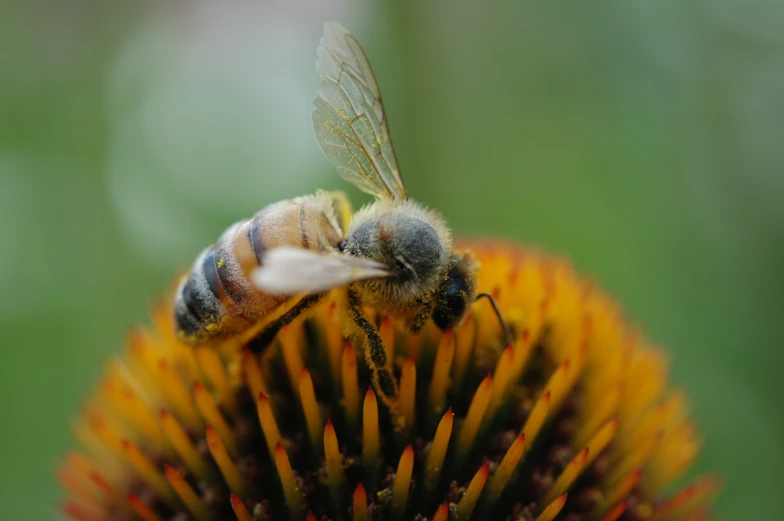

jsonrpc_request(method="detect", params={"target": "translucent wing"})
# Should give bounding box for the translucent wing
[252,247,392,295]
[312,21,407,201]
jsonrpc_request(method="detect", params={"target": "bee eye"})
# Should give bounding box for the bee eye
[337,240,347,252]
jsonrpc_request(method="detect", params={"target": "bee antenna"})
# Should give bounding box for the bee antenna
[475,292,513,346]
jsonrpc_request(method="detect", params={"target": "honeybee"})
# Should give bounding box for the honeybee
[175,22,507,409]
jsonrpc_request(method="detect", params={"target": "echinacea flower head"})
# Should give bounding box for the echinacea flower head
[60,243,717,521]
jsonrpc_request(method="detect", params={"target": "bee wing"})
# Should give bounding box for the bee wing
[312,21,407,201]
[252,247,392,295]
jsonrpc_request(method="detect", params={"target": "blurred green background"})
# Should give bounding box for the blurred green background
[1,1,782,519]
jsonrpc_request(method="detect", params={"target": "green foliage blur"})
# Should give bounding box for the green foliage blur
[1,1,782,519]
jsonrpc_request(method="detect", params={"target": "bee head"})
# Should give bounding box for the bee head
[432,250,478,330]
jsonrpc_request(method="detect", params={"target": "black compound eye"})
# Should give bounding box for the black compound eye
[337,239,347,252]
[433,280,469,330]
[446,292,467,316]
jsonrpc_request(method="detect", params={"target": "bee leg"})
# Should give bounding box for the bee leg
[347,288,401,420]
[247,292,324,353]
[407,296,434,333]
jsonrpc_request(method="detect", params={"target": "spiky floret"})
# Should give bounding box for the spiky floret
[60,243,717,521]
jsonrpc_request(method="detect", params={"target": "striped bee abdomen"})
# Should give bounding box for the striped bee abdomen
[174,193,350,344]
[173,246,244,342]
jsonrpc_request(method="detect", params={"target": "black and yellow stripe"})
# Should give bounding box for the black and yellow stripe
[173,192,350,344]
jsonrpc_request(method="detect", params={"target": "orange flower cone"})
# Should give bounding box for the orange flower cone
[60,243,717,520]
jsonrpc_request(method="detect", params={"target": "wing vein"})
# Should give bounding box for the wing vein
[312,22,407,201]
